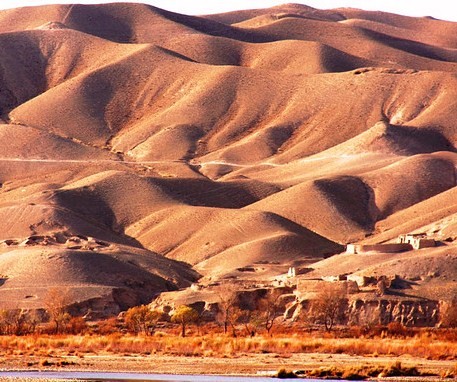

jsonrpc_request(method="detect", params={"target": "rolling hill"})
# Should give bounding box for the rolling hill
[0,2,456,316]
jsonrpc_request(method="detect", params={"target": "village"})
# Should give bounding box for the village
[150,232,450,333]
[263,232,445,327]
[346,233,437,255]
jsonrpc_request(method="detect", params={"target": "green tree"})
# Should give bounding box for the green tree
[171,305,199,337]
[125,305,161,335]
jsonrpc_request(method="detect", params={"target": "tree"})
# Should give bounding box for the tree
[125,305,161,335]
[238,307,263,337]
[235,291,283,337]
[311,284,347,331]
[44,288,71,333]
[258,292,282,336]
[215,285,239,335]
[171,305,199,337]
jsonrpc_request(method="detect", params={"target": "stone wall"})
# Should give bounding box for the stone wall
[346,243,412,254]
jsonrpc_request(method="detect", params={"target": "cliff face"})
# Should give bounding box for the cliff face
[291,297,445,327]
[346,299,440,327]
[153,282,450,328]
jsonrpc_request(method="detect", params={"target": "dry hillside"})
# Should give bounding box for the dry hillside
[0,2,456,315]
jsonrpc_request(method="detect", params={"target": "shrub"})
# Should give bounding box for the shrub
[97,317,119,335]
[386,322,408,337]
[0,309,39,335]
[66,316,87,334]
[441,364,456,379]
[276,368,297,378]
[379,361,420,377]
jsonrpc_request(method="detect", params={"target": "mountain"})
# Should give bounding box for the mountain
[0,2,456,315]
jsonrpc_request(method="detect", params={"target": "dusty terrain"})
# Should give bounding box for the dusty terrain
[0,3,456,315]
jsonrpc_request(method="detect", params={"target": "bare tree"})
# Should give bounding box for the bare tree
[235,290,284,337]
[215,284,239,335]
[239,307,263,337]
[258,292,282,336]
[44,288,71,333]
[311,283,347,331]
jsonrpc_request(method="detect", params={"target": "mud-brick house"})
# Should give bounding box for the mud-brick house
[397,234,436,250]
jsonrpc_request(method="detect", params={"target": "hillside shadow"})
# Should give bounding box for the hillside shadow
[314,175,380,232]
[64,4,134,43]
[387,124,456,154]
[361,28,457,63]
[53,189,145,249]
[145,4,277,43]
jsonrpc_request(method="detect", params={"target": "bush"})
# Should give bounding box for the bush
[306,362,422,380]
[276,368,298,378]
[66,316,87,334]
[379,361,420,377]
[97,317,119,335]
[441,363,457,378]
[0,309,40,335]
[386,322,408,337]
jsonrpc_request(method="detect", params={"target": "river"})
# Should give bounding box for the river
[0,371,320,381]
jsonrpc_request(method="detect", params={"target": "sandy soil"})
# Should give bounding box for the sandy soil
[0,353,454,379]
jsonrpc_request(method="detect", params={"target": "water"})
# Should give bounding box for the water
[0,371,312,381]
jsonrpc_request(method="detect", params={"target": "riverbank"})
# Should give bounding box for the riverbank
[0,332,454,379]
[0,352,455,379]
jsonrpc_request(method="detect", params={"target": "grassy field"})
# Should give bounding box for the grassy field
[0,329,455,360]
[0,328,455,379]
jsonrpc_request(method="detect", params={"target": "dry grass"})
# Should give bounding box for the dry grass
[0,329,455,361]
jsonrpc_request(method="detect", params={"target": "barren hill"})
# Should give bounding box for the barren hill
[0,2,456,315]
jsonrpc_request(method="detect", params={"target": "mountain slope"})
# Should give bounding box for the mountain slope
[0,2,456,313]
